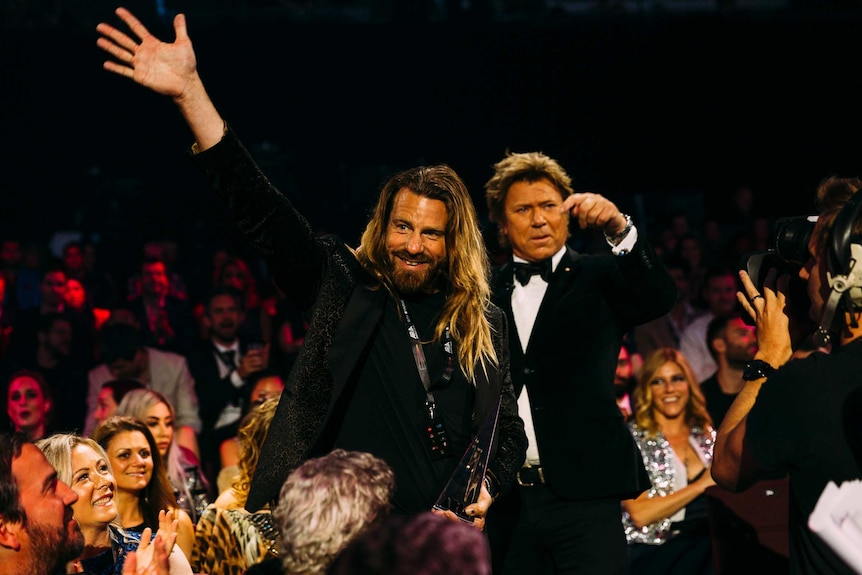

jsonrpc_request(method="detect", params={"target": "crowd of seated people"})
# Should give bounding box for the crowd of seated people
[0,190,818,574]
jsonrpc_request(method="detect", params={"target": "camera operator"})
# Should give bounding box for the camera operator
[712,176,862,575]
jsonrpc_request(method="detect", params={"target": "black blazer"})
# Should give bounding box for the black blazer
[491,242,676,500]
[193,130,527,512]
[185,340,250,436]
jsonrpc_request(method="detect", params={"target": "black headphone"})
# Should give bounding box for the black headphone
[815,189,862,344]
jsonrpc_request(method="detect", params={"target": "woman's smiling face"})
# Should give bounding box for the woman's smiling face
[70,443,117,532]
[105,430,153,494]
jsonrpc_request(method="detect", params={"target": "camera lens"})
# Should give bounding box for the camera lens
[775,216,815,265]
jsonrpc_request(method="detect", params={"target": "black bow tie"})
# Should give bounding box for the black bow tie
[513,259,554,286]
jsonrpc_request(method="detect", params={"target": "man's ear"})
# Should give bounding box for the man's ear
[711,336,727,356]
[0,517,23,551]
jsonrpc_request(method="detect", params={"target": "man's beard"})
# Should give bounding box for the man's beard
[388,253,446,295]
[727,345,756,369]
[25,519,84,575]
[613,380,632,399]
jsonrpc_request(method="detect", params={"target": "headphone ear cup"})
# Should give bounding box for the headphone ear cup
[829,191,862,278]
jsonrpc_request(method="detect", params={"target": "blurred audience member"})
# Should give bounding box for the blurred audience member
[268,280,307,379]
[192,397,281,575]
[634,257,705,359]
[0,274,13,358]
[116,389,209,524]
[0,238,23,312]
[327,511,492,575]
[127,240,189,302]
[125,257,196,356]
[5,369,52,441]
[218,369,285,487]
[700,312,757,427]
[84,322,201,460]
[679,267,739,382]
[66,277,111,332]
[62,240,117,310]
[622,348,715,575]
[195,256,272,345]
[615,344,638,421]
[9,313,89,433]
[93,378,147,430]
[93,415,195,560]
[186,285,269,491]
[8,266,67,357]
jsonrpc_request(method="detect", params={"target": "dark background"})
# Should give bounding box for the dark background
[3,0,862,299]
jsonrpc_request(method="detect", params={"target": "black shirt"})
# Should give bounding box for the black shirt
[331,292,473,514]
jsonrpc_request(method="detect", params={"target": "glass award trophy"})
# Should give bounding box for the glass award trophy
[432,397,501,523]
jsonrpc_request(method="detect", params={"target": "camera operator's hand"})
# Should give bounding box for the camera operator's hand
[737,268,793,367]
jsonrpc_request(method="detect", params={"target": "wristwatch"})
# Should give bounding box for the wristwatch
[742,359,776,381]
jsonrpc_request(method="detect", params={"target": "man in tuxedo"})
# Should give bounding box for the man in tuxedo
[484,151,676,574]
[186,285,269,489]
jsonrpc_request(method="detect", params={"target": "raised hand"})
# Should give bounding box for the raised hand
[155,508,180,554]
[96,7,198,99]
[561,192,627,236]
[96,7,226,151]
[123,533,171,575]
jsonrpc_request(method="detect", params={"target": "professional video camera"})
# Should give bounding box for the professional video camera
[740,190,862,346]
[741,215,816,295]
[738,216,817,342]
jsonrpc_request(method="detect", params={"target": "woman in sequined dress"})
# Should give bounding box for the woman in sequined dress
[621,348,716,575]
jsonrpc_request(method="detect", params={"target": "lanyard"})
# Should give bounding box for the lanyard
[398,298,454,417]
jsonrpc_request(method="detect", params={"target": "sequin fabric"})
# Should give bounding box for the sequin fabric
[622,423,715,545]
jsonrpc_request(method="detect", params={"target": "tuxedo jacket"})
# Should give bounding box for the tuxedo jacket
[491,242,676,501]
[185,340,252,436]
[193,130,527,512]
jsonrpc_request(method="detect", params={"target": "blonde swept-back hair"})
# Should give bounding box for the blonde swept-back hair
[632,348,713,438]
[275,449,394,575]
[231,397,280,507]
[37,433,111,489]
[36,433,123,530]
[484,151,575,248]
[354,164,497,383]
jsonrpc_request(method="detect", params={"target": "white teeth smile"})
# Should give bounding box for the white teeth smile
[93,495,113,506]
[663,397,680,403]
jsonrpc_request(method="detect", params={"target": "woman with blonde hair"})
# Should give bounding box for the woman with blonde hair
[115,388,210,523]
[192,397,281,575]
[622,347,716,575]
[36,432,191,575]
[93,415,196,561]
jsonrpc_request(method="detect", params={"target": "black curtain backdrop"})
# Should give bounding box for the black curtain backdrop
[3,7,862,293]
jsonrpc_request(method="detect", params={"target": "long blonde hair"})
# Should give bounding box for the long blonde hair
[632,348,713,437]
[354,165,497,383]
[232,397,280,506]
